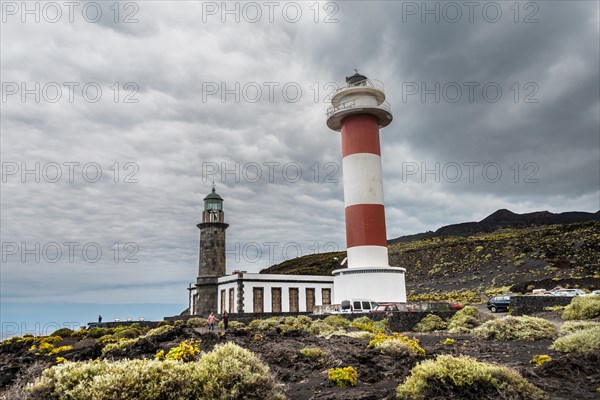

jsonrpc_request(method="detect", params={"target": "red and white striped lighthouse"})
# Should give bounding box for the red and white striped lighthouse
[327,72,406,304]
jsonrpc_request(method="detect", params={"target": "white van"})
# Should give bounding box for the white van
[340,299,378,313]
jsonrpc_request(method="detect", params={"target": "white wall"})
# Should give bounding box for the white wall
[217,273,334,313]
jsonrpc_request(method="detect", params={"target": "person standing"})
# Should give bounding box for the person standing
[98,315,102,324]
[222,311,229,331]
[208,312,216,331]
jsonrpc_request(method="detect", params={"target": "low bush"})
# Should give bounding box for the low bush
[413,314,448,332]
[341,331,376,340]
[369,333,425,358]
[86,327,115,339]
[562,296,600,320]
[322,315,350,328]
[549,326,600,353]
[50,328,73,338]
[299,347,328,364]
[328,366,358,388]
[227,321,245,329]
[447,306,484,333]
[187,317,208,328]
[474,316,557,341]
[163,340,200,362]
[196,342,285,399]
[559,320,600,335]
[28,342,284,400]
[530,354,552,366]
[113,328,142,340]
[396,354,548,400]
[101,338,139,356]
[349,317,388,334]
[443,338,455,345]
[145,325,174,337]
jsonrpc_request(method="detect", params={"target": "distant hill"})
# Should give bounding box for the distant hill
[389,209,600,244]
[261,210,600,300]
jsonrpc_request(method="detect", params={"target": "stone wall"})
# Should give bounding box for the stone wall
[164,311,457,332]
[510,296,573,316]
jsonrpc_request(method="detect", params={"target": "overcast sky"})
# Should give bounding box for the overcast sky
[1,1,598,330]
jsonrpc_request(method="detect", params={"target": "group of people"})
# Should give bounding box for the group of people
[207,311,229,332]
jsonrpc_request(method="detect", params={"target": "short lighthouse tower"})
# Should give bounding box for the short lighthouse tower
[326,72,407,304]
[195,187,229,315]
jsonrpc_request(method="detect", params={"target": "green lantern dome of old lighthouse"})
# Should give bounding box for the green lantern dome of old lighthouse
[203,187,223,212]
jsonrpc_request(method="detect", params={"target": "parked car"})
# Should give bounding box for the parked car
[592,290,600,296]
[370,303,400,316]
[549,289,587,297]
[487,295,512,313]
[340,299,378,313]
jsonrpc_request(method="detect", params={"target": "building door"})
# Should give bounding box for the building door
[220,290,226,314]
[322,288,331,305]
[306,288,315,312]
[271,288,282,313]
[289,288,299,312]
[253,287,264,313]
[229,289,235,314]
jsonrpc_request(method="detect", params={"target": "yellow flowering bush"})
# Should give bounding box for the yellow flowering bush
[328,366,358,388]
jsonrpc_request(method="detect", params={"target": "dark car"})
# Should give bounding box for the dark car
[487,295,512,313]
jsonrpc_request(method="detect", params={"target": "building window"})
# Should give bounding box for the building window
[253,287,264,313]
[289,288,299,312]
[306,288,315,312]
[322,288,331,305]
[220,289,226,314]
[272,288,282,313]
[229,288,235,314]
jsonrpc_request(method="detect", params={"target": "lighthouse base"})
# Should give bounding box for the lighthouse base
[332,266,407,305]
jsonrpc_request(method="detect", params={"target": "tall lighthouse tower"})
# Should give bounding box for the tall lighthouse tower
[195,186,229,315]
[326,72,407,304]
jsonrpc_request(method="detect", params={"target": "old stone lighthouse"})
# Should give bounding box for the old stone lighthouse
[194,187,228,315]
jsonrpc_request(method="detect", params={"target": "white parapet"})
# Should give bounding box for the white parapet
[332,266,407,304]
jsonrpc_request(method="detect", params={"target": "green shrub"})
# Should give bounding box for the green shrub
[227,321,245,329]
[97,334,117,344]
[195,342,285,399]
[559,320,600,335]
[299,347,328,364]
[474,316,557,341]
[157,320,172,327]
[305,320,336,337]
[328,366,358,388]
[349,316,388,333]
[550,326,600,353]
[443,338,455,345]
[174,320,185,327]
[447,306,484,333]
[369,333,425,358]
[562,296,600,320]
[248,317,282,331]
[339,331,376,340]
[187,317,208,328]
[396,355,548,400]
[113,328,142,339]
[322,315,350,328]
[413,314,448,332]
[70,329,88,337]
[50,328,73,338]
[145,325,174,337]
[86,327,115,339]
[29,343,284,400]
[101,338,139,355]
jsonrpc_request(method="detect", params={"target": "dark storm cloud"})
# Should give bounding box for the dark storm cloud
[1,1,598,304]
